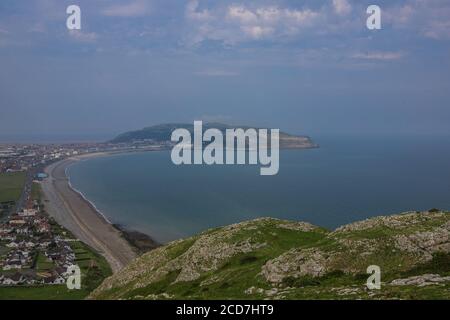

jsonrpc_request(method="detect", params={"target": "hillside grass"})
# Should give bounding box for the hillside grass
[97,224,333,300]
[91,213,450,300]
[0,285,89,300]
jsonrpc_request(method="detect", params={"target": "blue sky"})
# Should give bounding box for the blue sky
[0,0,450,141]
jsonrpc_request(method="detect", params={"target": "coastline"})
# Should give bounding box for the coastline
[38,145,318,272]
[40,152,142,273]
[65,165,114,225]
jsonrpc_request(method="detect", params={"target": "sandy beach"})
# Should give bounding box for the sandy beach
[41,155,137,273]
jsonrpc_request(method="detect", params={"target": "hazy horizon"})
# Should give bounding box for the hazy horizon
[1,0,450,141]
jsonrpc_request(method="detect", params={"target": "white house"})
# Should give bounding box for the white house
[6,242,19,248]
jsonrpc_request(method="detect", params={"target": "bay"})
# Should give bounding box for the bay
[67,135,450,243]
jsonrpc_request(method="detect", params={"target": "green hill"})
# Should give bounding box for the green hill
[90,210,450,300]
[110,123,318,149]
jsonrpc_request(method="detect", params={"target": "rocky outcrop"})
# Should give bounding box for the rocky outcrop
[174,237,266,283]
[390,274,450,287]
[277,221,318,232]
[394,226,450,262]
[332,211,445,233]
[90,211,450,300]
[261,248,331,283]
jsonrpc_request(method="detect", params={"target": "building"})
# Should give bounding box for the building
[36,173,48,179]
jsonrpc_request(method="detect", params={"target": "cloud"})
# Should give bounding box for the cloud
[102,0,151,17]
[284,8,319,24]
[423,21,450,40]
[183,0,450,47]
[352,52,405,61]
[227,6,259,24]
[195,69,239,77]
[186,0,212,22]
[185,2,323,45]
[68,30,98,43]
[384,1,450,40]
[241,26,274,39]
[226,5,321,39]
[332,0,352,16]
[397,5,415,24]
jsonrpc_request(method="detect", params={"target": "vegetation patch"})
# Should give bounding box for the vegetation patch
[90,212,450,300]
[0,172,26,203]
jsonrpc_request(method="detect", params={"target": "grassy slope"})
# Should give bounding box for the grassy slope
[0,172,26,203]
[90,212,450,300]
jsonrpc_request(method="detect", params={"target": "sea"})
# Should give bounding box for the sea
[66,135,450,243]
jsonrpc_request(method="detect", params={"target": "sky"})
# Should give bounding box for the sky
[0,0,450,142]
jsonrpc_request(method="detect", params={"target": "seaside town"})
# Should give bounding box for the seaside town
[0,141,171,175]
[0,143,95,174]
[0,143,106,287]
[0,140,168,289]
[0,199,75,286]
[0,146,81,286]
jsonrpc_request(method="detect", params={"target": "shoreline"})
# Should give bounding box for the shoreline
[65,165,114,225]
[40,152,146,273]
[65,160,160,253]
[39,146,317,272]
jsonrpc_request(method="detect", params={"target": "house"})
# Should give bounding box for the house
[9,219,26,226]
[15,227,30,235]
[0,234,15,241]
[6,242,19,248]
[2,273,24,285]
[55,266,67,276]
[23,275,39,285]
[37,223,50,233]
[19,250,30,258]
[47,253,61,261]
[3,260,22,270]
[43,275,66,285]
[2,278,16,285]
[24,241,35,248]
[38,241,51,249]
[53,276,66,285]
[18,209,37,217]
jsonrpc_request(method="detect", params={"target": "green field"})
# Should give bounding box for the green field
[0,172,26,203]
[36,252,55,271]
[30,182,42,202]
[0,285,88,300]
[71,240,113,294]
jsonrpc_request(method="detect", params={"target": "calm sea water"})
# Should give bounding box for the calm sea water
[67,135,450,243]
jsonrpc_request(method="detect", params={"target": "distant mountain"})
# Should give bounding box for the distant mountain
[110,123,318,149]
[90,211,450,300]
